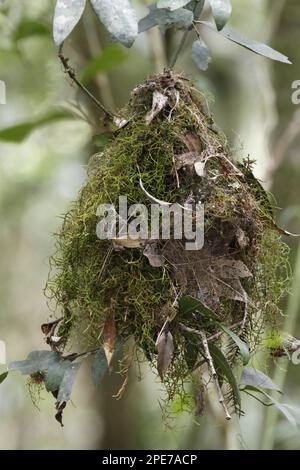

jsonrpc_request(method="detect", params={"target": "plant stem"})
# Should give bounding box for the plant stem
[58,45,115,119]
[200,330,232,420]
[170,30,190,68]
[260,241,300,449]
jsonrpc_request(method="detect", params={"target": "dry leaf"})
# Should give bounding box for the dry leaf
[181,132,202,153]
[143,243,164,267]
[145,91,168,125]
[236,227,248,249]
[215,259,252,279]
[41,318,63,336]
[175,151,198,170]
[103,312,117,366]
[215,278,249,303]
[112,236,147,249]
[156,329,174,380]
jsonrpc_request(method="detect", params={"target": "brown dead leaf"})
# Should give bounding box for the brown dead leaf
[41,317,63,336]
[215,259,252,279]
[175,152,199,170]
[181,132,202,153]
[103,312,117,366]
[215,278,249,303]
[156,328,174,381]
[112,236,147,249]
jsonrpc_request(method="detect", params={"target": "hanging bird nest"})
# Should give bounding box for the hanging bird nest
[46,70,290,419]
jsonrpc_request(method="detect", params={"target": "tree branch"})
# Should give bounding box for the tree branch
[58,45,115,119]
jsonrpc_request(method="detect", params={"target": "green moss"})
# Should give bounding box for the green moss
[46,71,290,414]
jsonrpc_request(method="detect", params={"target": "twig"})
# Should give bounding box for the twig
[179,320,243,341]
[170,30,190,69]
[199,330,232,420]
[58,45,115,119]
[170,1,205,68]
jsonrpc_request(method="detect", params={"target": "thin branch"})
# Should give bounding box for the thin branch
[170,29,190,69]
[58,45,115,119]
[170,0,205,68]
[200,330,232,420]
[241,389,274,407]
[179,320,243,342]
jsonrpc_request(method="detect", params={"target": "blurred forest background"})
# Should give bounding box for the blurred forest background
[0,0,300,450]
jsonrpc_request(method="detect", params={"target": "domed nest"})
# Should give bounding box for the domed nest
[46,70,289,418]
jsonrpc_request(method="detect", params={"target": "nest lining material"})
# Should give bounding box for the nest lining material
[46,70,290,417]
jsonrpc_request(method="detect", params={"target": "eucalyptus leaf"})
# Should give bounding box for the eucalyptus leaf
[192,39,212,71]
[185,0,205,21]
[44,360,73,392]
[157,0,191,10]
[208,343,241,407]
[91,348,108,386]
[90,0,138,48]
[208,0,232,30]
[240,367,281,391]
[200,22,291,64]
[242,386,297,427]
[220,325,250,365]
[139,4,193,33]
[57,362,81,402]
[221,27,291,63]
[9,351,61,375]
[0,371,8,384]
[53,0,86,46]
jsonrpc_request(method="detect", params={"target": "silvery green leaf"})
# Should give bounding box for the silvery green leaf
[91,348,108,386]
[57,362,81,402]
[192,39,212,70]
[209,0,232,30]
[157,0,191,10]
[221,27,292,64]
[240,367,281,391]
[53,0,86,46]
[90,0,138,47]
[200,21,292,64]
[44,360,73,392]
[9,351,61,375]
[139,4,193,33]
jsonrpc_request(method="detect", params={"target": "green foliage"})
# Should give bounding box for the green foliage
[80,45,127,83]
[0,111,70,143]
[91,348,108,386]
[0,371,8,384]
[240,367,282,392]
[208,343,241,411]
[220,325,250,366]
[51,0,291,68]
